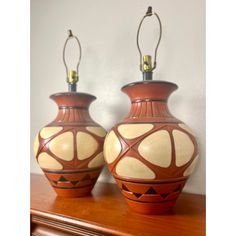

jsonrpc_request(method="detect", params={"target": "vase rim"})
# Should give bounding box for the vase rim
[50,92,96,100]
[121,80,178,90]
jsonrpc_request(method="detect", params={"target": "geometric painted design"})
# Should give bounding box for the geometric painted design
[40,126,63,139]
[183,155,199,176]
[178,123,195,136]
[86,126,107,137]
[49,131,74,161]
[44,169,103,190]
[145,187,157,194]
[116,178,185,203]
[33,91,108,198]
[104,131,122,164]
[33,134,39,156]
[48,175,97,188]
[101,81,200,212]
[104,123,198,183]
[88,152,105,168]
[138,130,172,168]
[118,124,153,139]
[58,176,69,182]
[36,125,106,172]
[38,152,63,170]
[76,132,98,160]
[116,157,156,179]
[173,130,194,167]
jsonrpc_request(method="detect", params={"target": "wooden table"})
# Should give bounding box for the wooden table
[31,174,205,236]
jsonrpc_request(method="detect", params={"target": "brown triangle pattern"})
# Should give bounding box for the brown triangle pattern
[121,184,166,199]
[152,184,181,194]
[160,193,169,199]
[120,185,175,199]
[116,179,186,201]
[133,193,142,198]
[58,176,69,182]
[71,181,79,186]
[145,187,157,195]
[122,184,130,191]
[51,174,93,186]
[120,183,150,194]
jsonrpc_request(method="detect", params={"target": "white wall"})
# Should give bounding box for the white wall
[31,0,205,194]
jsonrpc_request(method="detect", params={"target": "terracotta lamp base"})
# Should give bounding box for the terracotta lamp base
[34,92,107,198]
[44,168,102,198]
[126,198,177,215]
[115,178,186,215]
[104,81,198,214]
[54,185,94,198]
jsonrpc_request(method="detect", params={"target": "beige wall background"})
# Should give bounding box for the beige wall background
[31,0,205,194]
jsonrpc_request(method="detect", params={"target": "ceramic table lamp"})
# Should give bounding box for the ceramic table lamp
[104,7,199,214]
[33,30,106,197]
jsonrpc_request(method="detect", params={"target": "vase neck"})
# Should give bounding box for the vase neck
[121,81,179,123]
[122,81,178,102]
[49,92,96,126]
[124,100,179,123]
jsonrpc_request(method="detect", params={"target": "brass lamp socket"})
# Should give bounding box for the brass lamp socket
[142,55,153,72]
[67,70,79,85]
[142,55,153,80]
[67,70,78,92]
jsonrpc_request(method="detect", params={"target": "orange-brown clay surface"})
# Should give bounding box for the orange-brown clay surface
[34,92,106,197]
[104,81,198,214]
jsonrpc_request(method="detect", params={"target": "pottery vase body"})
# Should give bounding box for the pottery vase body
[104,81,199,214]
[34,92,106,197]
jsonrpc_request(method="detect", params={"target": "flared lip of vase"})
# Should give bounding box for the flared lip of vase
[50,92,96,100]
[49,92,97,108]
[121,80,178,102]
[121,80,178,91]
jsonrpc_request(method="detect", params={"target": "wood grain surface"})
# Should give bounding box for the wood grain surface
[31,174,205,236]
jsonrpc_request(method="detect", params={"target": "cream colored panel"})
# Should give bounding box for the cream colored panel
[38,152,63,170]
[104,131,121,164]
[118,124,153,139]
[49,132,74,161]
[173,130,194,167]
[40,127,63,139]
[183,155,199,176]
[88,152,105,168]
[116,157,155,179]
[178,123,195,136]
[76,132,98,160]
[33,134,39,156]
[86,126,107,137]
[138,130,172,168]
